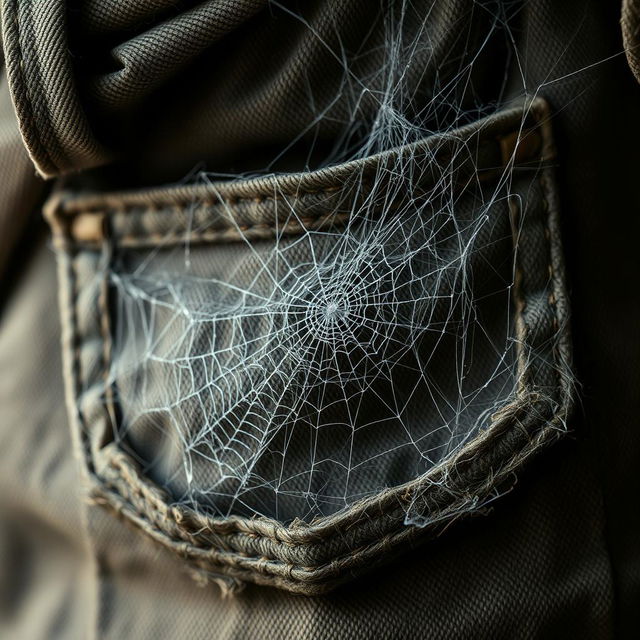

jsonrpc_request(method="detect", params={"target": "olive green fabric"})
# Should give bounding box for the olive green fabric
[0,0,639,638]
[1,0,490,182]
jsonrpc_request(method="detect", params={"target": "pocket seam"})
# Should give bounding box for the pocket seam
[49,103,546,250]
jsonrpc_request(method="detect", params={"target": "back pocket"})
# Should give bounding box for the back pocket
[45,98,572,595]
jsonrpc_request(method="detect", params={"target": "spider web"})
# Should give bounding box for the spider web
[106,0,576,525]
